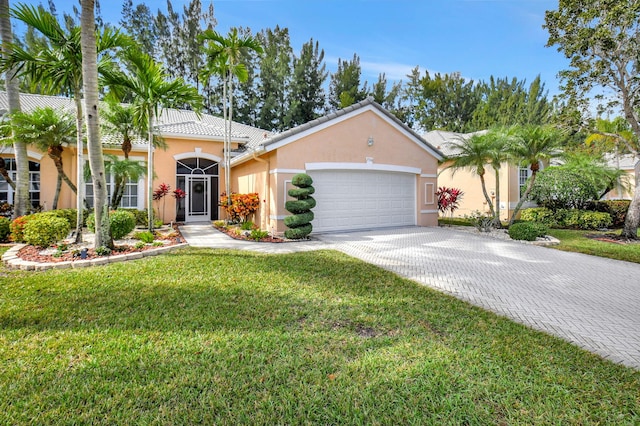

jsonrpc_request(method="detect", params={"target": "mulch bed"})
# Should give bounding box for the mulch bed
[584,233,640,245]
[14,227,184,264]
[214,225,284,243]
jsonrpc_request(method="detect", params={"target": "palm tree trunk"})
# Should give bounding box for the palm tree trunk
[0,0,28,217]
[52,174,62,210]
[73,95,84,242]
[81,0,112,249]
[479,172,496,218]
[224,71,231,211]
[147,112,155,232]
[493,167,502,228]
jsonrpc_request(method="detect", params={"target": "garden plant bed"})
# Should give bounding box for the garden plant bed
[213,223,284,243]
[584,232,640,245]
[11,225,184,264]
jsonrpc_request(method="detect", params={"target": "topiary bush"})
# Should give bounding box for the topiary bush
[109,210,136,239]
[22,213,70,248]
[284,173,315,239]
[508,222,548,241]
[0,217,10,242]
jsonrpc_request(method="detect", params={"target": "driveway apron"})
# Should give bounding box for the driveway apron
[316,227,640,370]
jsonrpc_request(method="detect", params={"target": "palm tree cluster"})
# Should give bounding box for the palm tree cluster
[0,1,252,246]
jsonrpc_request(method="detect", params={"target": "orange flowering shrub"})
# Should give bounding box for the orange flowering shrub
[220,192,260,223]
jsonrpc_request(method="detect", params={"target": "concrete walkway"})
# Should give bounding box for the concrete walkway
[179,223,640,369]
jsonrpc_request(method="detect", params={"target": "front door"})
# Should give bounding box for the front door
[186,175,210,222]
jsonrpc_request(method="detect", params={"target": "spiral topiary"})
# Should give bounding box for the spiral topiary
[284,173,315,239]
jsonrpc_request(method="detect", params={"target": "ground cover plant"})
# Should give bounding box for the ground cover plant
[0,247,638,424]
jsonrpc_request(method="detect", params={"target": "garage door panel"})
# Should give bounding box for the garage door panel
[309,170,416,232]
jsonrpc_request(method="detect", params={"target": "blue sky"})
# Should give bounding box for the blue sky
[19,0,569,97]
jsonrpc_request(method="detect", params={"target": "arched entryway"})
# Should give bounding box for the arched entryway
[175,157,219,223]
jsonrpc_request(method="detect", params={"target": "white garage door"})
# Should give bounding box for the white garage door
[308,170,416,232]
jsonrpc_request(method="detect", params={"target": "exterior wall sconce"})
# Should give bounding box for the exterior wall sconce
[367,136,374,146]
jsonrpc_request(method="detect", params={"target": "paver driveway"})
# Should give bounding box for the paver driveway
[315,227,640,369]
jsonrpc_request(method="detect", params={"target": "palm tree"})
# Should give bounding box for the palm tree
[200,28,263,210]
[486,127,518,228]
[1,3,129,242]
[0,0,28,217]
[9,107,77,210]
[102,49,203,231]
[102,102,145,160]
[444,132,500,221]
[102,154,146,210]
[507,124,563,226]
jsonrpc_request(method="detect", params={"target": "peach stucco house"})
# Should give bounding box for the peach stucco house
[425,130,536,220]
[0,92,443,234]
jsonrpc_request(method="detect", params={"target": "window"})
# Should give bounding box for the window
[85,163,143,209]
[0,157,40,208]
[519,167,532,198]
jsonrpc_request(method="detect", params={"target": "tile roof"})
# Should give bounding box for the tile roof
[422,129,487,158]
[0,91,271,148]
[604,153,639,170]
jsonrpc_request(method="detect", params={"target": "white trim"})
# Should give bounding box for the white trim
[173,151,222,163]
[305,162,421,174]
[269,215,287,220]
[0,148,44,161]
[420,210,439,214]
[420,173,437,178]
[264,104,444,160]
[424,183,435,205]
[269,168,306,175]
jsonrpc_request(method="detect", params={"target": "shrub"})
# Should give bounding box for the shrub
[240,221,255,231]
[436,187,464,216]
[560,210,612,230]
[0,217,10,242]
[134,231,155,243]
[22,213,70,248]
[284,173,315,239]
[46,209,77,229]
[466,210,493,232]
[508,222,548,241]
[589,200,630,228]
[0,202,13,217]
[520,207,557,227]
[220,193,260,223]
[110,210,136,239]
[87,210,137,239]
[529,166,600,210]
[95,246,112,256]
[10,215,34,243]
[134,241,146,249]
[249,229,270,241]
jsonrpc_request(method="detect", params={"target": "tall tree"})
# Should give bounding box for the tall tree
[81,0,111,249]
[287,38,327,127]
[102,49,203,231]
[329,53,368,110]
[102,155,146,210]
[2,4,129,241]
[120,0,156,57]
[404,69,481,132]
[507,125,563,225]
[200,28,262,211]
[9,107,76,210]
[545,0,640,238]
[0,0,28,217]
[256,26,292,131]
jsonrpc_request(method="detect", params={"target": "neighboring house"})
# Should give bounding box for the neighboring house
[0,92,443,234]
[425,130,535,220]
[603,153,638,200]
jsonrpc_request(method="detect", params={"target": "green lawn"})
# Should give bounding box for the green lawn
[547,229,640,264]
[0,247,639,424]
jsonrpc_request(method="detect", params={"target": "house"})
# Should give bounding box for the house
[425,130,535,220]
[0,92,443,234]
[603,153,638,200]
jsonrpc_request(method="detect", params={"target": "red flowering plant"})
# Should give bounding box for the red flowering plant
[220,192,260,223]
[153,183,171,222]
[436,187,464,217]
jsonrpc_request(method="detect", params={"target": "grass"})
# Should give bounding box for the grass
[547,229,640,264]
[0,246,638,424]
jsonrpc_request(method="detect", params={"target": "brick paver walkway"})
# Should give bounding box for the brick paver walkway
[315,227,640,369]
[180,224,640,369]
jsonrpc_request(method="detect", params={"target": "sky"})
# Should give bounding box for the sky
[17,0,570,97]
